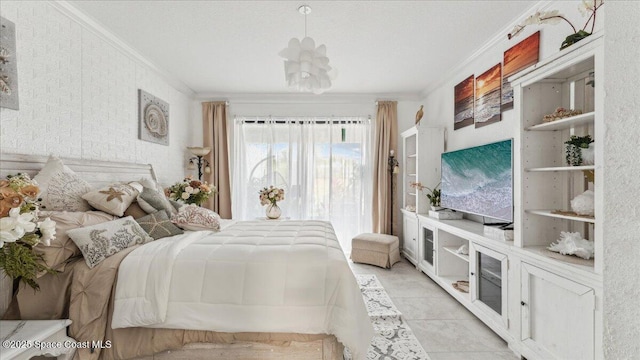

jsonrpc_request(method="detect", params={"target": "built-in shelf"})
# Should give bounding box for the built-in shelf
[526,165,595,172]
[523,246,595,274]
[526,112,595,131]
[407,153,417,158]
[442,246,469,262]
[438,276,471,298]
[526,209,596,224]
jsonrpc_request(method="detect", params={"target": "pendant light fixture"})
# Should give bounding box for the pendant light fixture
[278,5,335,94]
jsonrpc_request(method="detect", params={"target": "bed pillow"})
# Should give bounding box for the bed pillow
[135,210,183,240]
[171,204,221,231]
[33,156,92,211]
[123,202,148,219]
[137,187,177,216]
[34,211,116,274]
[67,216,153,268]
[82,184,139,217]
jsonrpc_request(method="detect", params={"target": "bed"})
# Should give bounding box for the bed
[0,153,373,360]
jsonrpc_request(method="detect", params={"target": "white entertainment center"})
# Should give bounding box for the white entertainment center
[401,34,603,360]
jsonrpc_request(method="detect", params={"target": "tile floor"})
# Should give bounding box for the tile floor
[349,258,519,360]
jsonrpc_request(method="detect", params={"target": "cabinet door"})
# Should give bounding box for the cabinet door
[469,243,508,328]
[521,263,595,360]
[402,215,418,262]
[417,222,436,275]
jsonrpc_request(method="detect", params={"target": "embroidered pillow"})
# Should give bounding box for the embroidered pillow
[135,210,183,240]
[66,216,153,268]
[34,211,116,275]
[137,187,177,216]
[82,184,139,217]
[171,204,221,231]
[33,156,92,211]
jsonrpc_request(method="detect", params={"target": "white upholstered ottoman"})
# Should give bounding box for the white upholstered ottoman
[350,233,401,269]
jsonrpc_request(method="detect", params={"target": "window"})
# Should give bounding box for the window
[232,116,372,252]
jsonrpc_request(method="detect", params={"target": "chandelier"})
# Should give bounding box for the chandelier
[278,5,334,94]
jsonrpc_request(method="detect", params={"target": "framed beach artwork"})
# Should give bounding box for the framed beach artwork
[454,75,474,130]
[502,31,540,111]
[138,90,170,145]
[0,16,19,110]
[475,64,502,128]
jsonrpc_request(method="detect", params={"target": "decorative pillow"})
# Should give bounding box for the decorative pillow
[66,216,153,268]
[34,211,116,275]
[137,187,177,216]
[124,202,148,219]
[82,184,139,217]
[33,156,92,211]
[171,204,221,231]
[169,199,184,212]
[135,210,183,240]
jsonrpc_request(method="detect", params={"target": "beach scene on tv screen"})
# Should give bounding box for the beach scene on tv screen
[441,139,513,222]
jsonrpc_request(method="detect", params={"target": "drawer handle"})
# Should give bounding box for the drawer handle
[521,301,526,306]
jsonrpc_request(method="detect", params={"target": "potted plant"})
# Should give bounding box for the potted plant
[410,182,442,211]
[565,135,594,166]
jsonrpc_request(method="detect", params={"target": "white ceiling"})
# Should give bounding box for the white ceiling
[69,0,538,96]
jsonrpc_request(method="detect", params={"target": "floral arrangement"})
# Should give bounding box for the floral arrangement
[508,0,604,50]
[410,181,441,207]
[0,173,56,290]
[259,186,285,206]
[167,176,216,206]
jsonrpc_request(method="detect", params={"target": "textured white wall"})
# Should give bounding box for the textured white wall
[416,1,604,152]
[0,1,194,185]
[602,0,640,357]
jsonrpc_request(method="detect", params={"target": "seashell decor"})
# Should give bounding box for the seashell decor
[571,190,595,216]
[548,231,595,260]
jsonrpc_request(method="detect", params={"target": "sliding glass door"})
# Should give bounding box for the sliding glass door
[233,117,372,252]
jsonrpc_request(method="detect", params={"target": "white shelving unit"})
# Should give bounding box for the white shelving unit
[511,34,603,360]
[400,126,444,264]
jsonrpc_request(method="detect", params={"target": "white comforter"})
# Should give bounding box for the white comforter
[112,220,373,359]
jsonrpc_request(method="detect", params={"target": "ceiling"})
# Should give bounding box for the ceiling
[69,0,538,96]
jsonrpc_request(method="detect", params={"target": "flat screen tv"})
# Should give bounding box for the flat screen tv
[441,139,513,222]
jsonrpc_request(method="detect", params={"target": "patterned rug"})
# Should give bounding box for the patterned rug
[344,274,430,360]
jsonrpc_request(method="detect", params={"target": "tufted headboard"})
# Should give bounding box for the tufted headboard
[0,153,158,316]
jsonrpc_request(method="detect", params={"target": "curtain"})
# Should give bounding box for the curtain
[202,101,232,218]
[232,116,372,252]
[372,101,398,235]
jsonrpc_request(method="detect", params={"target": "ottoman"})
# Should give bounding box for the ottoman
[351,233,401,269]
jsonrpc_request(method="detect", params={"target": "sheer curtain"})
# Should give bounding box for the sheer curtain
[232,116,372,253]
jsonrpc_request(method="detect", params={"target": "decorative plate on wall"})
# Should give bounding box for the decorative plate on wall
[138,89,169,145]
[0,16,19,110]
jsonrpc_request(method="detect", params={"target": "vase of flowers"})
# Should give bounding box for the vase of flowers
[0,173,56,290]
[167,176,216,206]
[259,186,285,219]
[565,135,594,166]
[410,181,442,211]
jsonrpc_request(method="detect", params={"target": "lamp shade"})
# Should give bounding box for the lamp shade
[187,147,211,156]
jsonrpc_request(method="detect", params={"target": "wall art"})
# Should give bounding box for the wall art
[475,64,502,128]
[453,75,474,130]
[502,31,540,111]
[0,16,19,110]
[138,89,169,145]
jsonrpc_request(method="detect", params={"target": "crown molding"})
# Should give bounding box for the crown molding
[47,0,196,98]
[195,92,423,103]
[419,0,553,99]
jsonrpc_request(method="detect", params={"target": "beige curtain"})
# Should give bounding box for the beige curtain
[372,101,398,235]
[202,102,232,219]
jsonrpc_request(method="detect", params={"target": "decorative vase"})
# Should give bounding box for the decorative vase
[431,205,443,211]
[565,144,583,166]
[581,143,595,165]
[266,203,282,219]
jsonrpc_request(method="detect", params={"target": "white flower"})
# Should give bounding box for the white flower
[181,192,190,200]
[37,217,56,246]
[193,188,200,194]
[185,186,194,194]
[1,207,36,233]
[269,192,275,198]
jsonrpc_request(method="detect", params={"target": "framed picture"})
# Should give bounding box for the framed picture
[475,64,502,128]
[454,75,474,130]
[138,89,169,145]
[502,31,540,111]
[0,16,19,110]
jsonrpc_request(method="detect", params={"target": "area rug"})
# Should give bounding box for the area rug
[344,274,430,360]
